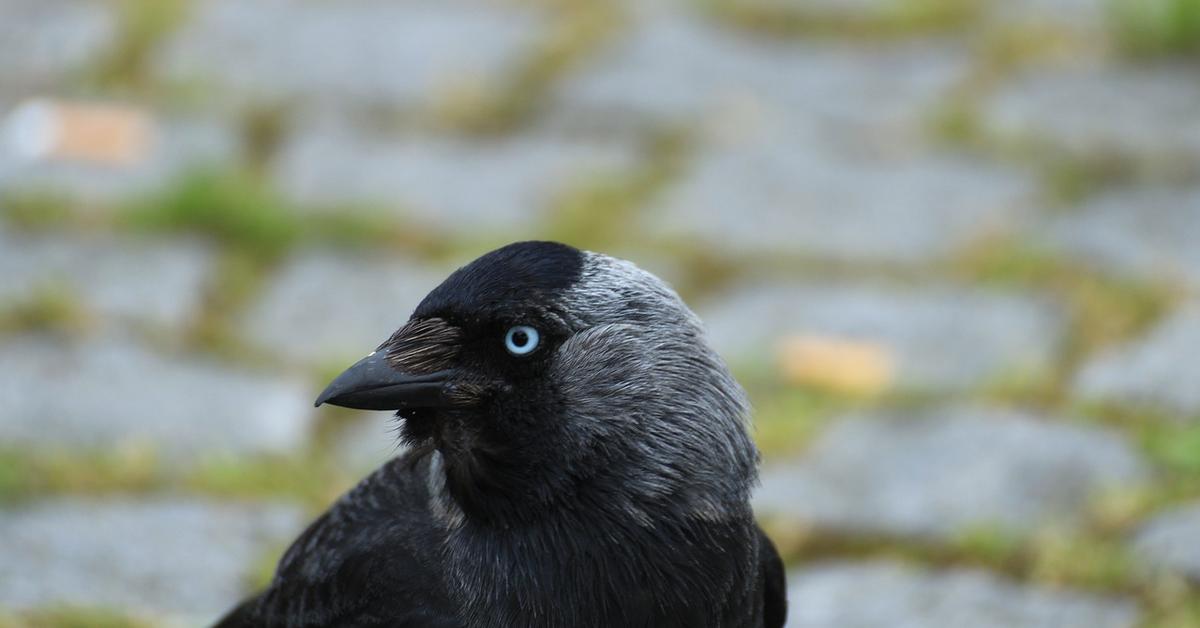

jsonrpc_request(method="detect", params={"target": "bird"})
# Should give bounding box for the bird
[215,241,787,628]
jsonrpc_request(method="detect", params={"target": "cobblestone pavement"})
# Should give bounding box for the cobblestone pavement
[1,0,1198,625]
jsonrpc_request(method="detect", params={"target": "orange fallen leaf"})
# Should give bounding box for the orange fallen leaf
[776,334,894,396]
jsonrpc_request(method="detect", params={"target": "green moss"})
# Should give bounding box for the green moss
[952,525,1026,567]
[0,446,163,505]
[88,0,189,91]
[0,443,359,512]
[743,383,851,459]
[0,607,152,628]
[953,237,1178,406]
[973,366,1062,408]
[1143,592,1200,628]
[122,170,301,263]
[240,105,291,174]
[1039,152,1143,206]
[546,129,690,251]
[245,542,291,593]
[1110,0,1200,58]
[1025,527,1137,590]
[765,511,1148,593]
[929,100,986,148]
[184,452,352,510]
[122,169,447,265]
[706,0,983,39]
[438,2,621,133]
[182,249,272,362]
[0,284,95,338]
[1144,421,1200,474]
[1086,407,1200,483]
[0,192,79,231]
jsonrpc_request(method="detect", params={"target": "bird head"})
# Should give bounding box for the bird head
[316,241,757,523]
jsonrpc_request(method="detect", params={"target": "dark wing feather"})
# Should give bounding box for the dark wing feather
[757,524,788,628]
[213,450,461,627]
[212,593,261,627]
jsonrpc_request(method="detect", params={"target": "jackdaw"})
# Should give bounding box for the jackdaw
[216,241,786,627]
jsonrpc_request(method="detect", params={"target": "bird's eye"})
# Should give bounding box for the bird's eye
[504,325,540,356]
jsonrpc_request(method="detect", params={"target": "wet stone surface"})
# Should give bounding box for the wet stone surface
[0,0,116,92]
[988,0,1108,32]
[698,281,1063,392]
[755,407,1149,539]
[1131,501,1200,583]
[0,336,314,459]
[158,0,547,113]
[786,561,1140,628]
[271,126,637,237]
[648,146,1035,264]
[559,13,966,147]
[0,117,238,202]
[1038,186,1200,288]
[333,413,409,476]
[0,228,214,331]
[1074,302,1200,417]
[982,63,1200,166]
[0,498,304,623]
[0,0,1198,620]
[241,250,447,365]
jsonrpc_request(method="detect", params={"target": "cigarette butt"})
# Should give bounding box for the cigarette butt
[3,99,155,165]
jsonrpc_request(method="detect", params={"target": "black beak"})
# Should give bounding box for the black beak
[315,351,453,410]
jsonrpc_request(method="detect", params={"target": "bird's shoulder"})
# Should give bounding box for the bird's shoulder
[756,523,788,628]
[246,448,460,627]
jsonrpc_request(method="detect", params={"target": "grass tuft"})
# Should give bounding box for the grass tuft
[0,285,95,339]
[437,1,621,134]
[0,193,79,232]
[0,445,162,505]
[88,0,189,91]
[706,0,984,39]
[185,452,353,510]
[546,129,690,251]
[0,607,152,628]
[953,237,1178,407]
[742,380,856,459]
[122,170,301,264]
[1110,0,1200,58]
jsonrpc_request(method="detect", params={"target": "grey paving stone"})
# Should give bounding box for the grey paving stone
[559,12,966,148]
[1074,302,1200,416]
[0,0,117,91]
[0,115,237,202]
[1039,186,1200,288]
[333,414,408,476]
[0,498,304,623]
[786,561,1139,628]
[698,281,1063,392]
[1131,501,1200,582]
[241,250,447,365]
[0,228,214,331]
[560,12,1015,264]
[983,63,1200,165]
[0,336,314,459]
[556,11,960,133]
[272,126,637,236]
[647,145,1035,263]
[989,0,1107,29]
[158,0,545,111]
[755,407,1149,539]
[715,0,893,14]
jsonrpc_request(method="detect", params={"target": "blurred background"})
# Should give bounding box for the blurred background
[0,0,1198,625]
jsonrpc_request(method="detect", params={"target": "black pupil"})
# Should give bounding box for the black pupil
[511,330,529,347]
